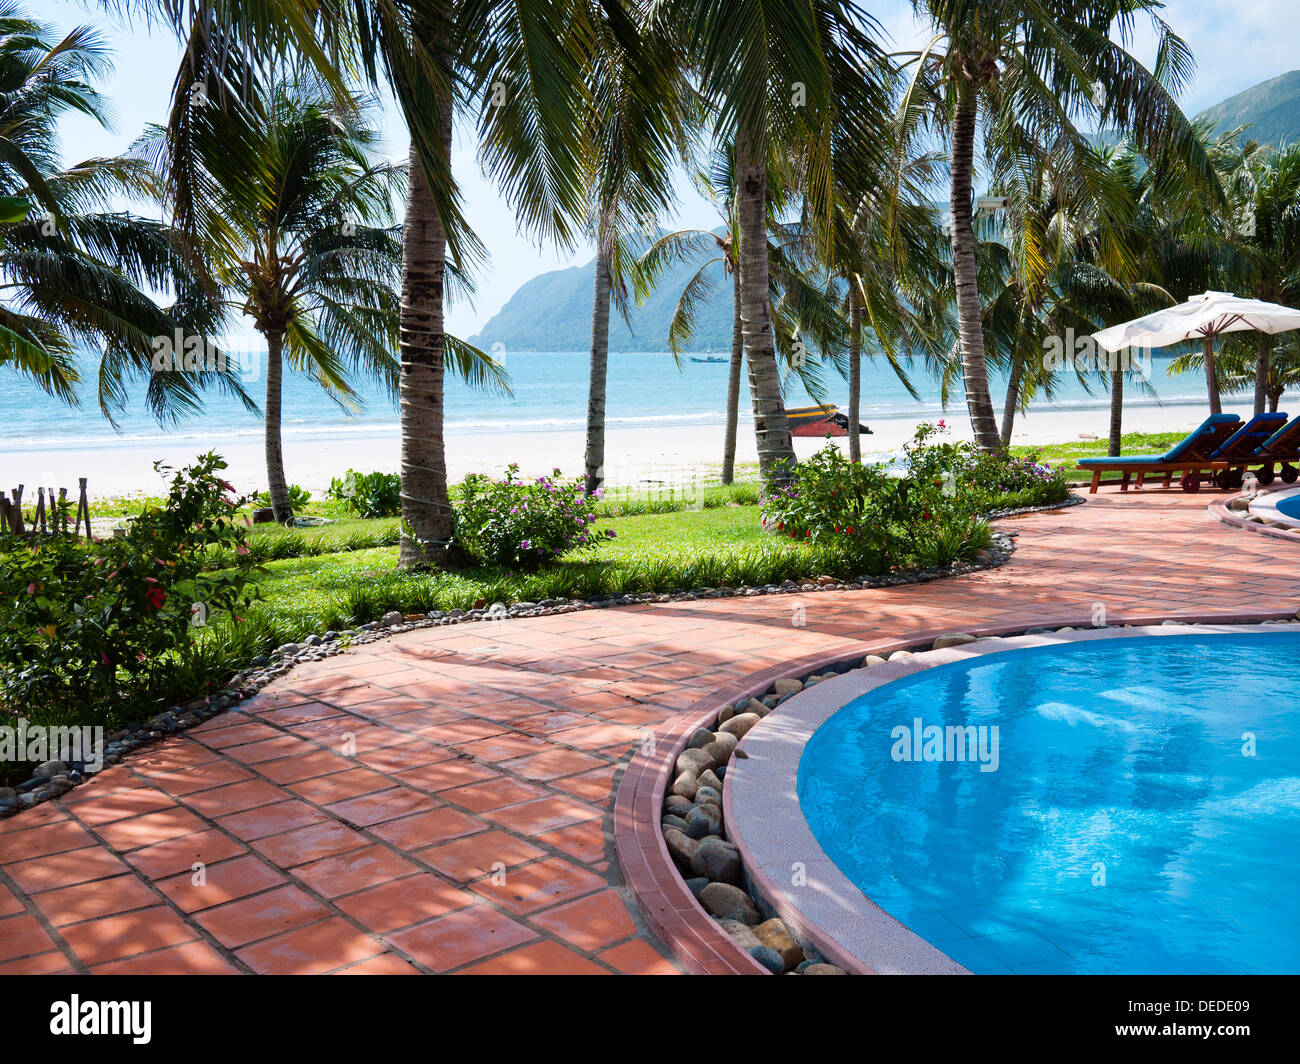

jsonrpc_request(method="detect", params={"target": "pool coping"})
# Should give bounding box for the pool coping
[724,622,1296,976]
[1210,487,1300,540]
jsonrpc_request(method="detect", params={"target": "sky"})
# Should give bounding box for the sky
[41,0,1300,342]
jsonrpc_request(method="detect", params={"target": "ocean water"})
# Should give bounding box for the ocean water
[0,348,1252,453]
[798,631,1300,974]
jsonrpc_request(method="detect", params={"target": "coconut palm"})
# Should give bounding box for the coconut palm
[579,2,683,496]
[895,0,1217,450]
[1221,141,1300,414]
[634,143,788,483]
[126,0,596,566]
[0,3,240,418]
[138,76,503,523]
[645,0,890,491]
[1220,332,1300,413]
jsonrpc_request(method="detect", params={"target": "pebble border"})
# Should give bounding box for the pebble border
[0,528,1016,819]
[619,609,1300,976]
[1211,486,1300,540]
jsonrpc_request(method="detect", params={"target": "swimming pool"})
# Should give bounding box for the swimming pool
[792,630,1300,974]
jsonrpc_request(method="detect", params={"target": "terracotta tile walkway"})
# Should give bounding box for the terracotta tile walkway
[1,490,1296,975]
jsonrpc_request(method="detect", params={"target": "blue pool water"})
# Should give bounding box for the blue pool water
[1274,491,1300,521]
[798,632,1300,974]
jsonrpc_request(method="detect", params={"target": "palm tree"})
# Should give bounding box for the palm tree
[0,2,238,418]
[138,77,489,523]
[647,1,887,491]
[579,3,682,496]
[1221,332,1300,413]
[129,0,596,567]
[636,142,851,481]
[1221,141,1300,414]
[825,141,945,462]
[896,0,1217,450]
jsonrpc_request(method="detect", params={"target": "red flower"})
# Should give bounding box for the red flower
[145,587,167,610]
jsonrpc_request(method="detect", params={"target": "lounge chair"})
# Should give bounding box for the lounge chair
[1076,413,1242,494]
[1206,412,1290,488]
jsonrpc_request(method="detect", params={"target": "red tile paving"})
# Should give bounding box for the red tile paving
[0,491,1295,974]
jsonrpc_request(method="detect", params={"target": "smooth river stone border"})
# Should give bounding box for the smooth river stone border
[1211,485,1300,541]
[725,623,1292,976]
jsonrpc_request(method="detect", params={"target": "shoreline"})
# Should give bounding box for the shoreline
[10,396,1276,501]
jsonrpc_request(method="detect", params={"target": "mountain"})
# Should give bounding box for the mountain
[1196,69,1300,147]
[469,229,736,353]
[472,74,1300,353]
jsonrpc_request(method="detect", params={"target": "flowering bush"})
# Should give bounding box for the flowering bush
[956,448,1070,510]
[761,425,995,566]
[456,464,615,568]
[0,453,259,725]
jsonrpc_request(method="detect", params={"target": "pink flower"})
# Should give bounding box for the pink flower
[236,544,250,556]
[26,583,36,595]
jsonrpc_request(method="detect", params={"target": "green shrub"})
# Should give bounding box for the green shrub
[255,484,312,511]
[761,425,992,568]
[456,464,614,568]
[0,453,260,726]
[327,470,402,518]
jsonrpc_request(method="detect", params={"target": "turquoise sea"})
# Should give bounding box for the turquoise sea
[0,349,1265,453]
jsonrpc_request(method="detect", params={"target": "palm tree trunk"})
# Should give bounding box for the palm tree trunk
[1108,368,1124,456]
[584,224,612,496]
[999,353,1023,448]
[264,329,292,523]
[397,115,458,569]
[1254,333,1272,416]
[721,274,744,483]
[735,129,795,491]
[847,286,862,463]
[949,82,1001,451]
[1202,336,1222,415]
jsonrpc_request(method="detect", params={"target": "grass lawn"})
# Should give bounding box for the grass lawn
[235,504,852,630]
[1011,431,1186,467]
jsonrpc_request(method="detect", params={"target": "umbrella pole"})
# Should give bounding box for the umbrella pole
[1202,335,1221,415]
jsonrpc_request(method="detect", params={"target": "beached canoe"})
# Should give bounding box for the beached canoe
[786,404,871,438]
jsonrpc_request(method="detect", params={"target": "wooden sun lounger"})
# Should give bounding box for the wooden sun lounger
[1076,414,1242,495]
[1079,460,1230,494]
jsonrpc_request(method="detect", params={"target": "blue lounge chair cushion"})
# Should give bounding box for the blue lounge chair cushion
[1076,413,1241,467]
[1257,416,1300,456]
[1211,412,1288,459]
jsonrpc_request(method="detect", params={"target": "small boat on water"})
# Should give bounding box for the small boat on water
[786,404,872,438]
[690,356,728,363]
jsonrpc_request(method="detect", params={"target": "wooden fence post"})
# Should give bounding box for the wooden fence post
[76,478,91,539]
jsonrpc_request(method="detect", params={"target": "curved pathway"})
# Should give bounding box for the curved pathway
[1,490,1295,974]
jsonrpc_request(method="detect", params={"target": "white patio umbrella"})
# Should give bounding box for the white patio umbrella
[1092,290,1300,414]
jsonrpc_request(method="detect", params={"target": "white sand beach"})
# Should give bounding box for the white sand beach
[4,395,1273,502]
